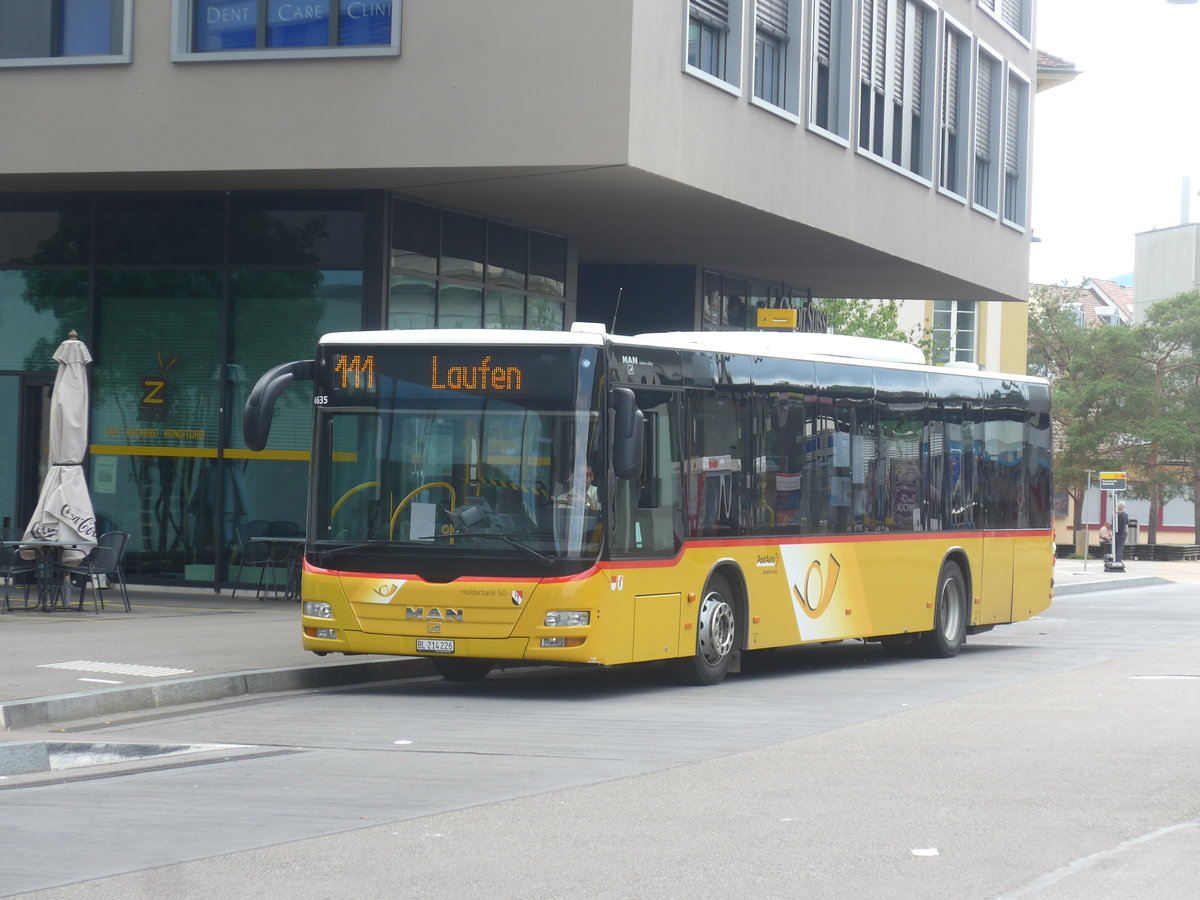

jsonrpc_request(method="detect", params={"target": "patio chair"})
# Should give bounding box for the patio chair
[233,523,286,599]
[60,531,131,613]
[95,531,131,611]
[1,532,38,612]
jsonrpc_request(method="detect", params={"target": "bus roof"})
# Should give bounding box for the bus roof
[317,326,1046,385]
[319,328,607,348]
[629,330,926,366]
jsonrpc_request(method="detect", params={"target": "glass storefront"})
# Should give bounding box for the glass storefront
[1,192,372,583]
[0,376,17,530]
[389,200,569,331]
[91,271,223,580]
[0,190,572,585]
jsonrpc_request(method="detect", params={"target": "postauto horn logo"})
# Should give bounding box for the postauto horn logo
[792,554,841,620]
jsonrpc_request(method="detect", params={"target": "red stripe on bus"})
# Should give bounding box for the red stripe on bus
[302,530,1052,580]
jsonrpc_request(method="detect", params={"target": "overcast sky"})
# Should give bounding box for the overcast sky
[1029,0,1200,286]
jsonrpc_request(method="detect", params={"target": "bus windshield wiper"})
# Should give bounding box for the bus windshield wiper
[314,540,434,566]
[437,532,558,567]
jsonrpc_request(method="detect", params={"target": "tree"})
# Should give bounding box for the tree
[1026,282,1123,545]
[815,297,929,353]
[1035,286,1200,546]
[1119,291,1200,544]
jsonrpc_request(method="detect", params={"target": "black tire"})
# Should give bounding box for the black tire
[681,574,738,685]
[918,560,967,658]
[432,657,493,682]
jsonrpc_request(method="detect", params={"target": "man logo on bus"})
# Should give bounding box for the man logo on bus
[792,554,841,619]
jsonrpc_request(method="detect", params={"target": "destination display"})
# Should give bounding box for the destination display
[319,345,589,405]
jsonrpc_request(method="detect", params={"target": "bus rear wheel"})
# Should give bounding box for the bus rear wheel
[682,574,738,685]
[432,658,493,682]
[918,561,967,658]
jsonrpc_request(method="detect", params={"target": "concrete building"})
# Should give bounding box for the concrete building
[1,1,1042,585]
[1133,222,1200,322]
[896,47,1078,374]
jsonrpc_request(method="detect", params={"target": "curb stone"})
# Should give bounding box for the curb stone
[1,657,431,730]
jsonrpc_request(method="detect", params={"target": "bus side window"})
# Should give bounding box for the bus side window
[687,391,746,537]
[612,393,682,558]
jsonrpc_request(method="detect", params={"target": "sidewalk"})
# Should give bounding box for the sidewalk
[0,585,431,730]
[1052,554,1200,595]
[3,558,1197,731]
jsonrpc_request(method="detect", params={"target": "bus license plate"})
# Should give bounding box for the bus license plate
[416,639,455,654]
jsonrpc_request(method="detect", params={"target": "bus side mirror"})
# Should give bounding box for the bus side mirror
[611,387,644,480]
[243,359,315,452]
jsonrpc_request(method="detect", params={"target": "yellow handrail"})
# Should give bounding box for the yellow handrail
[331,481,380,521]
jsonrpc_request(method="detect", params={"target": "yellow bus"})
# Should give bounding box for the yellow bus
[243,324,1053,684]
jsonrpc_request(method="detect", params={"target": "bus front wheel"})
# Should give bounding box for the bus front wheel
[682,574,738,685]
[919,561,967,658]
[432,658,493,682]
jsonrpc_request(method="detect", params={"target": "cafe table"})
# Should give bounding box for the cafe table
[17,540,91,611]
[247,536,306,601]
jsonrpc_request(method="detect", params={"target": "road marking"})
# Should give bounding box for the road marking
[38,660,194,678]
[78,678,124,684]
[997,819,1200,897]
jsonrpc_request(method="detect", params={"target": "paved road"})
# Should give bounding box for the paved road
[2,576,1199,898]
[0,556,1187,725]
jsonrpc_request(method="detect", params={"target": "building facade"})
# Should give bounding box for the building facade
[1134,222,1200,322]
[1,1,1040,584]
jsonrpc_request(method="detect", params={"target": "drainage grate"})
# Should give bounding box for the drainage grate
[38,660,194,678]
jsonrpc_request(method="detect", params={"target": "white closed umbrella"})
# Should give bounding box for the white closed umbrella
[22,330,98,562]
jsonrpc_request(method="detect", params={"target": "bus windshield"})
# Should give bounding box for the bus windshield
[310,343,604,574]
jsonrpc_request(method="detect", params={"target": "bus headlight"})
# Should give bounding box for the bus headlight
[545,610,590,627]
[303,601,334,619]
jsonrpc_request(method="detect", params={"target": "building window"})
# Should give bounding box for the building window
[900,1,934,177]
[388,200,569,332]
[754,0,797,113]
[973,47,1001,214]
[0,0,131,67]
[173,0,399,61]
[938,20,970,198]
[856,0,934,177]
[857,0,887,156]
[810,0,852,139]
[1003,69,1030,227]
[687,0,743,91]
[932,300,976,365]
[980,0,1030,42]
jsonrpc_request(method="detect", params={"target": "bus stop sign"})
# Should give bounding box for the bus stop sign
[1099,471,1127,491]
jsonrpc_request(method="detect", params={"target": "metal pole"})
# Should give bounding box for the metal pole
[1083,470,1094,572]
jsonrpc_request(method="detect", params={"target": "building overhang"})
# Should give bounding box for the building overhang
[0,163,1029,304]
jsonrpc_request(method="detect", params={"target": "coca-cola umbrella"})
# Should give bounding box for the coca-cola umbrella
[22,330,97,563]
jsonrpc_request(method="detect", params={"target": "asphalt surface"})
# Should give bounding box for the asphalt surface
[0,556,1192,731]
[2,558,1199,898]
